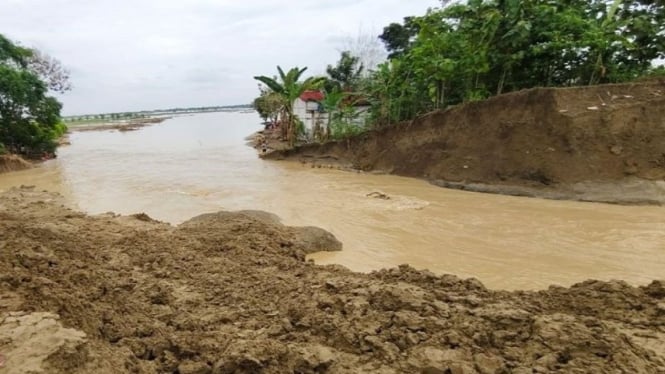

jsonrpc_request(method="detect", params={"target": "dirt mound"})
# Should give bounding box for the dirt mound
[267,81,665,204]
[0,187,664,373]
[0,155,32,173]
[0,312,87,374]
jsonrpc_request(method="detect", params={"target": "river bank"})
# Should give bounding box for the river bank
[4,110,665,291]
[0,154,33,173]
[0,117,170,176]
[1,186,664,373]
[264,81,665,205]
[246,127,292,156]
[66,116,169,133]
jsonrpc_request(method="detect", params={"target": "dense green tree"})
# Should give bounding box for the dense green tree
[325,51,364,92]
[0,34,68,156]
[253,85,283,124]
[368,0,665,125]
[378,17,421,58]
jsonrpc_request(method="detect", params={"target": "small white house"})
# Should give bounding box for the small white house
[293,90,370,140]
[293,90,328,138]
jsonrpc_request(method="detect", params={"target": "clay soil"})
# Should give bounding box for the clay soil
[266,81,665,204]
[0,155,32,174]
[1,187,664,373]
[247,127,292,155]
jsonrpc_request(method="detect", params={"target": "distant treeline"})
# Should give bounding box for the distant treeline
[64,104,253,122]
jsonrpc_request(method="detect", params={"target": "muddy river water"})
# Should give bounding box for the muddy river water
[1,112,664,290]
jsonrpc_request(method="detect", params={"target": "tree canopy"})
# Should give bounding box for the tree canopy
[0,34,68,157]
[253,86,283,125]
[371,0,665,124]
[325,51,364,92]
[252,0,664,143]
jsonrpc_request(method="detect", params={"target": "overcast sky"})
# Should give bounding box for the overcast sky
[0,0,438,115]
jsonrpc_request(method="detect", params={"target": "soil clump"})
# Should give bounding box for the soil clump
[247,127,292,156]
[0,187,664,373]
[0,155,32,174]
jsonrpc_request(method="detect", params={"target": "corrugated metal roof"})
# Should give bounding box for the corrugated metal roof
[300,90,325,102]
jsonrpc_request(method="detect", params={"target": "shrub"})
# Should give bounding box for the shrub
[330,121,366,140]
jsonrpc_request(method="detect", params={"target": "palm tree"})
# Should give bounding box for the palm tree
[254,66,325,146]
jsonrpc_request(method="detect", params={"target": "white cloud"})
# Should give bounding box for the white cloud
[1,0,438,115]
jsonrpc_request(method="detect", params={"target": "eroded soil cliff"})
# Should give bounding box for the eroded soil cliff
[0,155,32,174]
[267,81,665,204]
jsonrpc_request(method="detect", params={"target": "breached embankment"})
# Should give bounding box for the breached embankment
[0,154,32,174]
[1,187,664,373]
[266,81,665,204]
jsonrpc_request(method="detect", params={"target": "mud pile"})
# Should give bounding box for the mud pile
[1,187,664,373]
[0,155,32,174]
[267,81,665,204]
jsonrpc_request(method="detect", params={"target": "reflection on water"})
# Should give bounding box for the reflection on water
[1,112,664,290]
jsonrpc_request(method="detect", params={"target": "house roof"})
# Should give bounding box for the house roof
[300,90,324,102]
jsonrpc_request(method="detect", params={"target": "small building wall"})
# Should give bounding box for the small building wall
[293,98,327,136]
[350,106,370,126]
[293,98,308,125]
[293,99,371,139]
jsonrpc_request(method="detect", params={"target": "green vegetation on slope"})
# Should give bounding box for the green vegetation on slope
[371,0,665,124]
[253,0,664,142]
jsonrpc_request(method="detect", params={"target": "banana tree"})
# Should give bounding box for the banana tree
[319,88,345,140]
[254,66,325,146]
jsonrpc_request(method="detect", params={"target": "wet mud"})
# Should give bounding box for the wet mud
[1,187,664,373]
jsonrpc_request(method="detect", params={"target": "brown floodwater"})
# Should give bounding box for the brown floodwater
[1,112,663,290]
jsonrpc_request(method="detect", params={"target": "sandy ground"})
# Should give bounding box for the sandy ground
[247,127,292,157]
[0,155,33,173]
[66,117,169,133]
[0,186,664,373]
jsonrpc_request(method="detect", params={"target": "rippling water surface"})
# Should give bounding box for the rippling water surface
[2,112,664,290]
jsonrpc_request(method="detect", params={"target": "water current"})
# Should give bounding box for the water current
[1,112,663,290]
